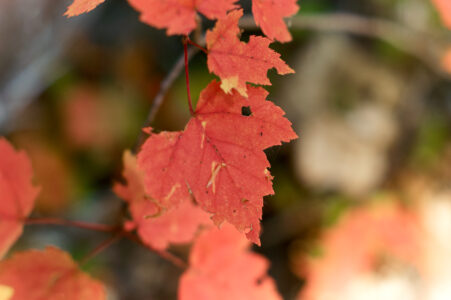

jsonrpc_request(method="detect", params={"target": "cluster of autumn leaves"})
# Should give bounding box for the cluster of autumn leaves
[0,139,105,299]
[0,135,282,299]
[65,0,299,249]
[0,0,300,299]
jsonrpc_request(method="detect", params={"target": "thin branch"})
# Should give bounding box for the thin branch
[183,39,195,116]
[153,248,188,269]
[25,216,187,268]
[79,232,123,266]
[25,217,118,233]
[146,45,198,122]
[123,231,188,269]
[134,46,200,150]
[240,13,448,75]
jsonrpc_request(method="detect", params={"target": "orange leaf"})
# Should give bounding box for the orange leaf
[252,0,299,42]
[12,134,73,214]
[65,0,105,17]
[179,224,282,300]
[114,151,210,250]
[0,138,39,258]
[127,0,238,35]
[431,0,451,29]
[298,203,421,300]
[137,81,297,245]
[206,9,294,97]
[0,247,105,300]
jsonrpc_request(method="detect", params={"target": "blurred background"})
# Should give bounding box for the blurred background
[1,0,451,299]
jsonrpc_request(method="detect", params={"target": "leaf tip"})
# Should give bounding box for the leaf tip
[64,0,105,18]
[246,228,261,246]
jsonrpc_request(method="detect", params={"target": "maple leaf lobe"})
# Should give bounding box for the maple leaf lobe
[0,138,39,258]
[65,0,105,17]
[252,0,299,42]
[179,224,282,300]
[206,9,294,97]
[0,247,105,300]
[114,151,210,250]
[127,0,238,35]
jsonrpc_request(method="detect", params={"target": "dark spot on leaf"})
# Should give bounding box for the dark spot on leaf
[241,106,252,117]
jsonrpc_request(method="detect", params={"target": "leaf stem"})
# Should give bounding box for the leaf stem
[25,217,118,233]
[183,38,195,116]
[186,38,208,54]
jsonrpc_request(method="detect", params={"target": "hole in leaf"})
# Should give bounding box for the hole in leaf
[241,106,252,117]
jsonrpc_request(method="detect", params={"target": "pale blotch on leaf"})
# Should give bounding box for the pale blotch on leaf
[221,76,246,97]
[0,285,13,300]
[163,183,181,203]
[206,162,226,194]
[200,121,207,149]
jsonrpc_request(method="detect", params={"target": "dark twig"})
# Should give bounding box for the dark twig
[79,232,123,266]
[153,248,188,269]
[183,38,195,116]
[134,46,200,150]
[25,216,187,269]
[123,231,188,269]
[25,217,118,233]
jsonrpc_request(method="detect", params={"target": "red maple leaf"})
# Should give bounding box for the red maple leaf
[179,224,282,300]
[252,0,299,42]
[114,151,211,250]
[298,203,422,300]
[127,0,238,36]
[431,0,451,29]
[206,9,294,97]
[12,134,73,214]
[0,138,39,258]
[137,80,297,245]
[65,0,105,17]
[0,246,105,300]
